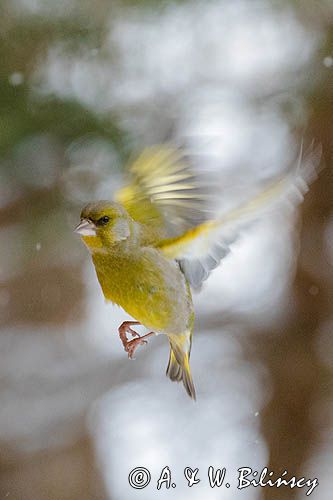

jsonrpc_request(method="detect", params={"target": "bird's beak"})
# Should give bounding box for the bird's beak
[74,219,96,236]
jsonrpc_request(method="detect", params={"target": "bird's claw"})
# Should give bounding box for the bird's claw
[118,321,155,359]
[125,337,148,359]
[128,328,140,338]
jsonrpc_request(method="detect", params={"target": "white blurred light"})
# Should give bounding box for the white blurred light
[0,321,124,454]
[179,91,294,179]
[36,0,319,122]
[323,56,333,67]
[9,72,24,86]
[63,136,122,204]
[194,213,297,326]
[89,332,269,500]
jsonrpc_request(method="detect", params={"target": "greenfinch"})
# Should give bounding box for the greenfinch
[75,143,320,399]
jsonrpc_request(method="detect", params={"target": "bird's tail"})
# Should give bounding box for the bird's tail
[166,330,196,400]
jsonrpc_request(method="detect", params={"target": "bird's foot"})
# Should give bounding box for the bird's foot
[125,332,155,359]
[118,321,155,359]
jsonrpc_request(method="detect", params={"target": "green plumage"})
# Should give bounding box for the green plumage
[76,142,319,400]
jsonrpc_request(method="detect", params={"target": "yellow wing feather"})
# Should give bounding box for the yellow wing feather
[115,145,210,238]
[157,142,322,288]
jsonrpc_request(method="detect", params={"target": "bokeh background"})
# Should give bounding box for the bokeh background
[1,0,332,499]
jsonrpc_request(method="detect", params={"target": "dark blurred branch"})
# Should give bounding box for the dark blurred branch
[257,69,333,498]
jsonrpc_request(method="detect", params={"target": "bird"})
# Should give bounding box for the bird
[74,142,321,400]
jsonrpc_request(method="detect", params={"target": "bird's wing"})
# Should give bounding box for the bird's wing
[157,143,322,289]
[115,145,211,238]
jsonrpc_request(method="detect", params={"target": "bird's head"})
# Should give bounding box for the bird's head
[74,201,131,251]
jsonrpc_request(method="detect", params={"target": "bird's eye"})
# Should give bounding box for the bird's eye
[97,215,110,226]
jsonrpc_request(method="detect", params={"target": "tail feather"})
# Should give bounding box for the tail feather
[166,350,183,381]
[166,332,196,400]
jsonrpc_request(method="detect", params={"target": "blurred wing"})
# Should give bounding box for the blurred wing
[115,145,210,237]
[158,142,322,288]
